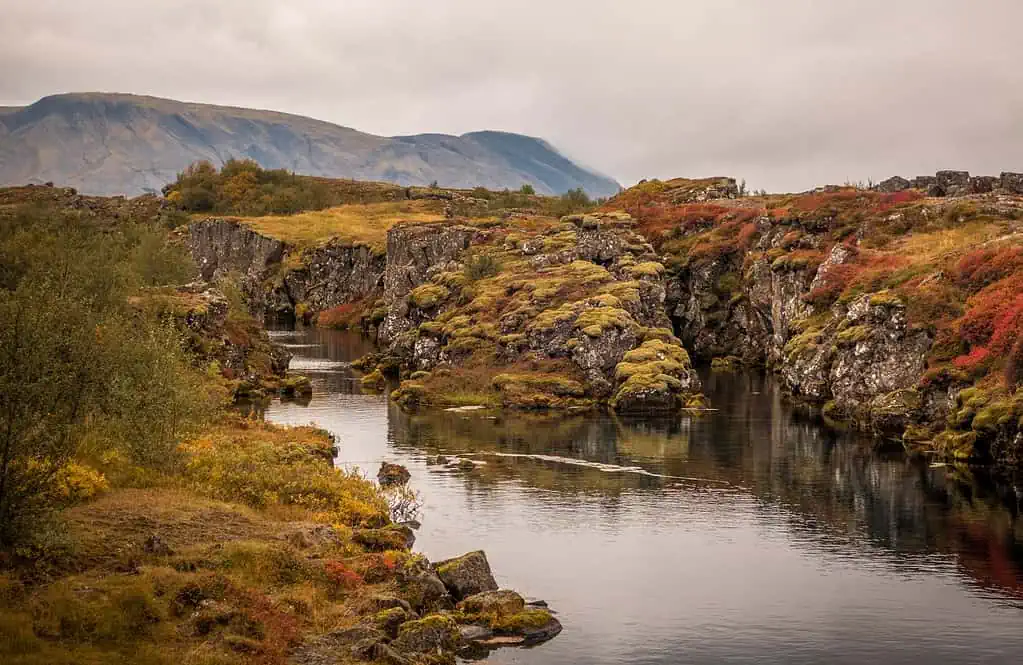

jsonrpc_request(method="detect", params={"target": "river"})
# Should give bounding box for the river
[261,325,1023,665]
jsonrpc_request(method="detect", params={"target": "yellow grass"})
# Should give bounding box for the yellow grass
[235,201,447,251]
[890,221,1007,264]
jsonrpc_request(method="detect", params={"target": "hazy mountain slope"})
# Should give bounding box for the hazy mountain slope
[0,93,620,197]
[464,130,618,197]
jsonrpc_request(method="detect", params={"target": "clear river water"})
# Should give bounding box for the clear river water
[261,325,1023,665]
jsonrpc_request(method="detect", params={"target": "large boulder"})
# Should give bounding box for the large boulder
[1000,172,1023,194]
[874,176,910,193]
[433,550,498,601]
[935,170,971,197]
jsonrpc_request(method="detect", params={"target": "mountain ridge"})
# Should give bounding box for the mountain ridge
[0,92,620,197]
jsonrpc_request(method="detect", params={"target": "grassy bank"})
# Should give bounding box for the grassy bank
[0,417,400,665]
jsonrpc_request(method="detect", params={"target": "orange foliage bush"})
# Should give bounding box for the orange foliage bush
[953,246,1023,289]
[803,248,907,307]
[325,560,364,590]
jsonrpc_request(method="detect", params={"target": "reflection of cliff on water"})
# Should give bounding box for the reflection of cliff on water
[387,370,1023,601]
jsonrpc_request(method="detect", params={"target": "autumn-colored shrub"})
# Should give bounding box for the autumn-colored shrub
[317,301,367,330]
[953,246,1023,289]
[324,560,364,591]
[737,222,758,248]
[874,189,924,212]
[182,420,388,527]
[803,249,908,308]
[953,346,992,373]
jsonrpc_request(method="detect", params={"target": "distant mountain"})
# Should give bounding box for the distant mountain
[0,93,621,198]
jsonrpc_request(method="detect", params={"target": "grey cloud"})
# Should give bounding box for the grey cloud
[2,0,1022,191]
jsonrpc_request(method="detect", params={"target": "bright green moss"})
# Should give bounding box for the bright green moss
[627,261,666,278]
[492,609,555,633]
[573,306,636,335]
[836,324,871,346]
[419,321,445,337]
[409,283,450,309]
[869,290,902,307]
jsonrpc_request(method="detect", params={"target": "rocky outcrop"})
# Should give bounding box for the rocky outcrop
[275,240,385,315]
[874,170,1023,197]
[292,549,562,665]
[379,223,476,346]
[779,293,932,427]
[662,203,942,435]
[381,214,703,412]
[189,219,287,288]
[134,282,290,389]
[188,218,385,317]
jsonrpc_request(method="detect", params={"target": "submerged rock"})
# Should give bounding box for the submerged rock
[377,461,411,486]
[280,375,312,398]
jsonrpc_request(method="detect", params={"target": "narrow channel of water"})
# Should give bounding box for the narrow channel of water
[263,324,1023,665]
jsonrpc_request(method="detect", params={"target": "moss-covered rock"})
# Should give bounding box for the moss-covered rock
[360,369,387,392]
[456,590,525,617]
[611,339,701,412]
[409,283,450,310]
[352,524,415,551]
[391,614,459,656]
[433,550,498,601]
[491,373,593,410]
[280,374,312,397]
[932,430,978,460]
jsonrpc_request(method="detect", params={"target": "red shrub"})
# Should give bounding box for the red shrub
[956,276,1023,350]
[953,245,1023,289]
[324,560,364,590]
[317,301,366,329]
[236,589,301,662]
[802,249,907,308]
[874,189,924,212]
[953,346,991,372]
[790,189,863,214]
[737,222,758,249]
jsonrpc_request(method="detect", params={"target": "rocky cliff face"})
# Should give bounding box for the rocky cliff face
[660,202,939,433]
[608,175,1023,466]
[188,219,385,317]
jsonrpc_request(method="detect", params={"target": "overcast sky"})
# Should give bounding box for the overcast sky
[2,0,1022,192]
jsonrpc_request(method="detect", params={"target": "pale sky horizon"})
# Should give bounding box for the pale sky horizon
[2,0,1022,192]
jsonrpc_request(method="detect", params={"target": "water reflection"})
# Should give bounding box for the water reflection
[264,326,1023,664]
